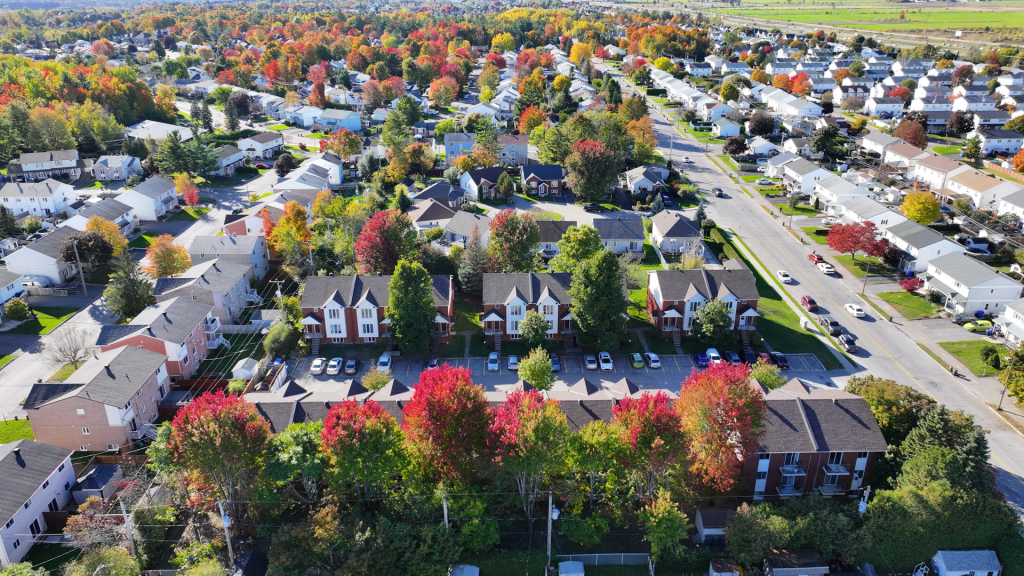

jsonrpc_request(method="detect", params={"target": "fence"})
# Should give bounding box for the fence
[984,160,1021,180]
[555,553,651,565]
[221,324,266,334]
[171,379,230,393]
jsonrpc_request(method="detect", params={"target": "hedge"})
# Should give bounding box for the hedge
[646,87,667,96]
[709,228,740,260]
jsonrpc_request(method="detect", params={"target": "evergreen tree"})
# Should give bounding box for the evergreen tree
[695,203,707,227]
[103,253,156,320]
[388,260,436,353]
[650,194,665,214]
[569,249,627,350]
[185,127,220,177]
[225,101,240,132]
[605,75,622,105]
[538,126,572,165]
[200,101,213,131]
[458,225,488,295]
[155,131,190,175]
[190,99,202,125]
[0,206,19,239]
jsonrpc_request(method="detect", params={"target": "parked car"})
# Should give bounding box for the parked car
[661,194,674,206]
[682,156,691,163]
[21,275,50,288]
[742,347,758,364]
[254,163,270,169]
[550,353,562,372]
[756,178,772,185]
[644,353,662,368]
[507,355,520,371]
[377,354,392,371]
[327,357,344,375]
[756,166,768,172]
[845,303,866,318]
[964,319,993,332]
[838,334,858,352]
[817,314,843,336]
[310,358,327,375]
[801,295,818,311]
[758,352,774,365]
[599,351,614,371]
[585,354,599,370]
[771,352,791,369]
[584,203,606,213]
[706,348,723,364]
[344,359,360,375]
[817,262,836,275]
[487,352,500,372]
[714,187,724,197]
[776,270,793,283]
[692,353,709,368]
[723,350,742,365]
[807,253,824,264]
[629,353,645,368]
[425,358,439,369]
[950,314,971,325]
[822,217,840,227]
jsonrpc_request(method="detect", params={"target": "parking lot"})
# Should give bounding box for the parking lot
[289,353,828,394]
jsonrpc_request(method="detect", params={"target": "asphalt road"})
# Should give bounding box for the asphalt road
[597,60,1024,513]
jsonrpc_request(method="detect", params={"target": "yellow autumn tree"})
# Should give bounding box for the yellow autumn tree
[86,216,128,257]
[553,75,570,92]
[569,43,593,66]
[900,191,941,224]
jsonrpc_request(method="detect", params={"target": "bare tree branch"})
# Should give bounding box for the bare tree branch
[43,326,93,369]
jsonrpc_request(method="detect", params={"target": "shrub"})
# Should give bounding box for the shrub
[927,290,944,304]
[899,278,923,292]
[4,298,29,321]
[227,379,248,394]
[423,227,445,242]
[709,228,739,260]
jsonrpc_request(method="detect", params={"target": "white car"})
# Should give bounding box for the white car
[756,166,768,172]
[682,156,691,163]
[822,217,840,227]
[326,357,344,375]
[706,348,723,364]
[817,262,835,275]
[310,358,327,375]
[776,270,792,283]
[487,352,500,372]
[507,355,519,371]
[599,351,614,371]
[755,178,773,185]
[377,354,392,371]
[845,303,866,318]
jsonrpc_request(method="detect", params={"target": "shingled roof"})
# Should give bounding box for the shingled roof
[301,275,452,309]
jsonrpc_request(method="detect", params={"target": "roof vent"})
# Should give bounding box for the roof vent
[163,312,169,320]
[12,448,19,456]
[324,401,330,408]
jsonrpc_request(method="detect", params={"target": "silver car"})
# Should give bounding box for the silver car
[487,352,500,372]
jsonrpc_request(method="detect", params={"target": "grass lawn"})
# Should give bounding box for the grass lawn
[801,226,830,244]
[740,174,771,183]
[22,544,80,574]
[717,155,739,171]
[128,232,157,249]
[47,363,76,382]
[529,208,563,221]
[460,549,546,576]
[437,334,466,359]
[469,331,488,357]
[9,306,80,335]
[645,329,678,355]
[934,145,962,155]
[0,419,33,442]
[878,291,940,319]
[832,255,896,277]
[453,297,482,332]
[165,206,211,222]
[938,340,1004,377]
[627,243,664,327]
[267,124,289,131]
[0,354,14,370]
[775,203,820,217]
[195,333,267,377]
[80,180,104,189]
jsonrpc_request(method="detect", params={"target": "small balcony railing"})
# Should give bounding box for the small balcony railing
[204,317,221,333]
[779,464,807,476]
[823,464,850,476]
[818,484,845,496]
[777,485,802,497]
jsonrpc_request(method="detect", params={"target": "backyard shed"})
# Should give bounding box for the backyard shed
[560,561,585,576]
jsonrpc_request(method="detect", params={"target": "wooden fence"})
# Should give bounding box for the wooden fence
[984,160,1022,181]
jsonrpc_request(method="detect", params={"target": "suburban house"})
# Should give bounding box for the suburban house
[407,199,456,233]
[537,220,576,258]
[594,218,645,253]
[742,378,888,500]
[0,440,76,566]
[861,132,904,156]
[188,235,270,280]
[4,226,79,285]
[91,155,142,181]
[964,128,1024,155]
[211,145,246,177]
[782,159,834,195]
[316,109,362,132]
[997,189,1024,224]
[694,508,735,546]
[911,154,971,192]
[299,274,454,348]
[8,150,91,182]
[283,105,323,128]
[882,220,966,273]
[460,167,506,201]
[865,96,905,117]
[649,211,702,255]
[23,347,169,452]
[811,176,874,215]
[0,179,74,218]
[443,211,491,249]
[124,121,192,143]
[519,165,564,197]
[923,252,1022,316]
[782,138,820,160]
[747,137,779,158]
[498,134,529,165]
[646,267,760,339]
[60,199,135,236]
[480,273,578,345]
[623,164,669,194]
[236,132,285,159]
[95,297,222,382]
[713,119,741,138]
[444,133,476,160]
[0,270,24,313]
[765,152,799,179]
[153,259,260,324]
[883,143,932,173]
[932,550,1001,576]
[411,181,465,209]
[838,196,907,231]
[116,176,177,221]
[946,169,1022,211]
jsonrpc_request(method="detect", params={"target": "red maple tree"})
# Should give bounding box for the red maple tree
[611,391,684,499]
[402,364,491,486]
[353,209,418,275]
[183,187,199,207]
[893,120,927,148]
[676,363,766,492]
[827,221,889,262]
[790,72,812,95]
[887,86,911,102]
[899,278,923,292]
[485,53,506,69]
[260,206,275,237]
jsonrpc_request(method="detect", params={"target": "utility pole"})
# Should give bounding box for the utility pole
[442,494,449,530]
[217,499,235,565]
[546,492,553,571]
[120,499,137,558]
[861,260,871,294]
[72,241,88,296]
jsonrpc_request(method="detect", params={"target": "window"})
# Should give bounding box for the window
[510,306,522,316]
[857,452,868,459]
[81,428,90,435]
[364,337,376,343]
[107,444,119,451]
[64,482,70,491]
[362,324,374,334]
[759,453,770,460]
[689,301,699,312]
[510,320,519,332]
[137,389,143,397]
[12,539,20,550]
[23,499,31,509]
[42,481,49,489]
[542,305,554,315]
[784,453,799,466]
[328,308,341,320]
[4,519,13,529]
[79,445,87,451]
[756,472,768,480]
[828,452,844,465]
[76,409,85,416]
[183,356,189,366]
[29,519,40,536]
[361,308,373,319]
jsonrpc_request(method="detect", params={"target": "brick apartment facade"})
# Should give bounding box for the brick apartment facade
[480,273,576,343]
[647,266,761,336]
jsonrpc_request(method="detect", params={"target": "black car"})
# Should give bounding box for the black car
[771,352,791,369]
[951,314,971,325]
[742,347,758,364]
[713,187,724,197]
[584,203,606,213]
[550,353,562,372]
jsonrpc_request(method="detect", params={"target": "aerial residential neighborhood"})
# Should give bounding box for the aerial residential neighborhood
[0,2,1022,576]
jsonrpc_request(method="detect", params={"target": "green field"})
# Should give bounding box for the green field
[878,291,940,319]
[166,206,211,222]
[712,4,1024,33]
[9,306,80,335]
[0,419,33,442]
[938,340,1004,377]
[128,232,157,249]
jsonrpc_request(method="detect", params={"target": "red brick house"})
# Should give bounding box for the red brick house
[519,165,565,197]
[299,274,454,350]
[647,266,760,342]
[741,378,888,501]
[481,273,575,345]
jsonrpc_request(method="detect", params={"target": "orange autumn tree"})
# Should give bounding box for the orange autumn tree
[772,73,792,92]
[144,234,191,277]
[86,216,128,257]
[1013,149,1024,173]
[519,106,546,135]
[790,72,812,95]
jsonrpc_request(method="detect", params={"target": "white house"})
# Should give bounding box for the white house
[623,164,669,194]
[946,168,1023,211]
[924,252,1022,316]
[283,105,323,128]
[860,132,904,156]
[236,132,284,159]
[997,188,1024,223]
[5,226,79,286]
[593,217,645,254]
[308,153,345,187]
[316,109,362,132]
[764,152,799,178]
[407,199,455,233]
[910,154,971,192]
[699,102,731,122]
[838,196,907,231]
[747,137,779,158]
[931,550,1001,576]
[782,158,833,195]
[116,176,177,222]
[91,155,142,181]
[61,199,135,236]
[649,211,701,255]
[965,128,1024,155]
[188,235,270,281]
[866,97,905,117]
[882,220,966,273]
[686,62,713,77]
[459,167,506,202]
[712,118,740,138]
[0,440,76,566]
[9,150,92,182]
[812,175,874,214]
[212,145,246,177]
[0,179,73,218]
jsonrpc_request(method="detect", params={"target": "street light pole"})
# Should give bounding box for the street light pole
[861,260,871,294]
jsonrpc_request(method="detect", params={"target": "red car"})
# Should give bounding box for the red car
[808,253,824,264]
[800,295,818,311]
[254,163,270,169]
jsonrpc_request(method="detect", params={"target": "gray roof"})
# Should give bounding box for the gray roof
[651,212,700,239]
[928,251,1018,289]
[444,132,476,143]
[407,199,455,223]
[94,155,139,170]
[592,217,645,241]
[153,259,251,298]
[652,268,759,302]
[300,274,451,309]
[0,440,72,526]
[11,225,77,261]
[840,196,890,219]
[464,167,505,186]
[242,132,283,144]
[444,211,491,239]
[1001,188,1024,210]
[76,198,132,222]
[482,272,572,305]
[413,181,465,205]
[784,158,827,176]
[189,235,263,256]
[862,132,903,148]
[19,150,78,164]
[96,297,213,346]
[767,152,800,167]
[934,551,1002,572]
[537,220,577,243]
[318,108,357,120]
[757,379,888,453]
[130,176,175,199]
[24,346,167,409]
[764,550,829,575]
[0,270,23,288]
[217,145,243,160]
[885,220,952,250]
[0,179,68,199]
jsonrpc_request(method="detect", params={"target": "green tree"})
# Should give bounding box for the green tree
[185,128,220,177]
[487,209,540,273]
[896,445,970,491]
[749,358,786,389]
[720,82,740,103]
[0,206,20,239]
[225,101,240,132]
[155,131,190,175]
[963,135,982,164]
[103,252,156,320]
[900,405,992,493]
[495,171,515,204]
[0,565,47,576]
[566,420,624,506]
[517,347,556,391]
[64,547,140,576]
[458,225,489,295]
[691,299,735,347]
[538,126,571,165]
[569,249,627,350]
[632,66,652,85]
[639,489,689,561]
[394,95,423,127]
[519,310,550,346]
[618,96,649,123]
[549,224,603,275]
[264,321,301,359]
[810,124,842,162]
[266,421,326,503]
[605,75,622,105]
[387,260,436,354]
[726,503,791,566]
[200,101,213,132]
[845,375,934,445]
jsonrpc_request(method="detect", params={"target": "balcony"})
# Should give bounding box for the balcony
[779,464,807,476]
[244,289,264,304]
[823,464,850,476]
[484,329,503,336]
[777,485,802,498]
[204,317,221,334]
[817,484,845,496]
[208,335,230,349]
